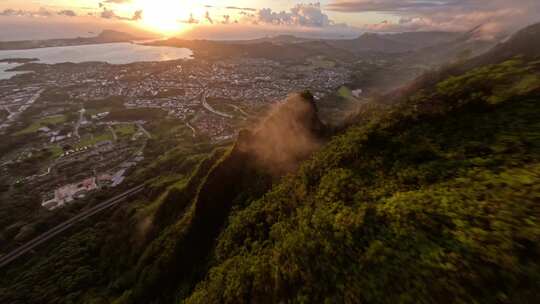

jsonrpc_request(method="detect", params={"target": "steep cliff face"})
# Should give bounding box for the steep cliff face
[126,91,326,303]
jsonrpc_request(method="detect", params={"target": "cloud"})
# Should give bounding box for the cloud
[100,8,117,19]
[327,0,460,12]
[36,7,53,17]
[205,11,213,24]
[0,7,55,17]
[197,3,336,28]
[328,0,540,36]
[0,2,343,32]
[132,10,143,21]
[256,3,332,27]
[0,9,26,17]
[225,6,257,12]
[58,10,77,17]
[181,13,199,24]
[99,6,142,21]
[102,0,132,4]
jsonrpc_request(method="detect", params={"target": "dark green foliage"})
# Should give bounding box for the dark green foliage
[184,59,540,303]
[0,108,8,121]
[83,96,125,110]
[128,144,275,303]
[106,108,166,122]
[150,148,227,233]
[0,123,213,303]
[0,228,105,303]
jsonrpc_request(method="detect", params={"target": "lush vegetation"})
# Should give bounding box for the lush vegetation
[181,59,540,303]
[106,108,167,122]
[75,132,114,148]
[114,124,137,137]
[337,86,358,102]
[14,114,67,135]
[0,108,9,121]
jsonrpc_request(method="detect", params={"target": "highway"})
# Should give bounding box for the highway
[186,122,197,137]
[201,92,234,119]
[0,184,145,269]
[74,108,85,139]
[136,122,152,139]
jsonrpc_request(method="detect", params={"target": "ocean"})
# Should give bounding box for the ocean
[0,42,193,80]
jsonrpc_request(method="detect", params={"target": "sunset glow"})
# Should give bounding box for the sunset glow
[132,0,194,35]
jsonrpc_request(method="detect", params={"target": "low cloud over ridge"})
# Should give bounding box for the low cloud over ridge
[327,0,540,37]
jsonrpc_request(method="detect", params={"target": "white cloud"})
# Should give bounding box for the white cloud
[255,3,332,27]
[329,0,540,36]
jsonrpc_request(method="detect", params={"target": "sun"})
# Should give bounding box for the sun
[132,0,194,36]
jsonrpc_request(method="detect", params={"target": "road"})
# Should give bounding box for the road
[186,122,197,137]
[4,105,13,116]
[0,184,145,269]
[74,108,85,139]
[137,123,152,139]
[201,93,233,119]
[25,166,52,181]
[108,125,118,141]
[5,89,44,122]
[228,104,249,117]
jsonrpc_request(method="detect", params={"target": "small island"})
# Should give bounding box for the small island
[0,30,153,51]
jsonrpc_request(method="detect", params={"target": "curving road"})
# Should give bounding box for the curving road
[136,123,152,139]
[0,184,145,269]
[201,92,233,119]
[74,108,85,139]
[186,122,197,137]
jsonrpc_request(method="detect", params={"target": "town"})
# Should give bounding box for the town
[0,55,351,210]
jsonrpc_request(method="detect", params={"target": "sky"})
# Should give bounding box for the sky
[0,1,539,40]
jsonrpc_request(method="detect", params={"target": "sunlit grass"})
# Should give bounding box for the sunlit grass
[14,115,66,136]
[75,133,113,149]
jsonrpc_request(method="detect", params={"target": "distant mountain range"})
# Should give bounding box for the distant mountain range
[149,29,500,66]
[226,31,462,51]
[0,30,150,51]
[0,28,498,66]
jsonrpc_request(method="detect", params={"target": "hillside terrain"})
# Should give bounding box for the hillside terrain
[1,23,540,304]
[169,23,540,304]
[150,30,475,63]
[183,57,540,304]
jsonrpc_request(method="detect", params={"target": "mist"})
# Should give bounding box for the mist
[238,92,325,175]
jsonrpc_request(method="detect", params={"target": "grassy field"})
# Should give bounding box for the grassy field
[0,109,8,121]
[75,132,113,148]
[15,115,67,136]
[206,98,238,117]
[48,145,64,159]
[106,108,167,121]
[338,86,355,100]
[86,108,111,116]
[308,56,336,69]
[114,124,137,137]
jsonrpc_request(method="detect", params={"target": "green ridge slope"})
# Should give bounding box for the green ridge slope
[183,58,540,303]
